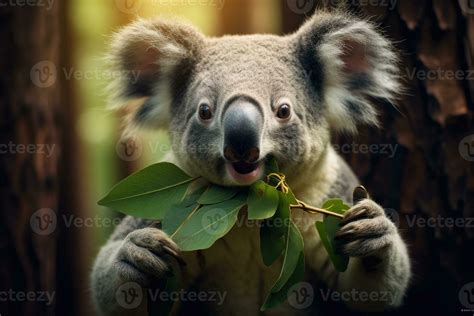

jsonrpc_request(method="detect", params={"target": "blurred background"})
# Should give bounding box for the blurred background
[1,0,474,315]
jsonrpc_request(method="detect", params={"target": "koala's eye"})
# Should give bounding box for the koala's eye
[198,103,213,121]
[276,103,291,120]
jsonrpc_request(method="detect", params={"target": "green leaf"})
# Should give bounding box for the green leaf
[265,156,279,174]
[197,185,238,205]
[98,162,196,219]
[260,191,290,266]
[260,190,306,311]
[166,194,246,251]
[315,198,350,272]
[260,252,305,311]
[247,181,279,220]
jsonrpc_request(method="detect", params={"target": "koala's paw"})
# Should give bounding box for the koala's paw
[334,199,397,258]
[114,227,184,286]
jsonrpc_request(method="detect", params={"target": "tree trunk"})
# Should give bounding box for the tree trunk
[0,3,71,316]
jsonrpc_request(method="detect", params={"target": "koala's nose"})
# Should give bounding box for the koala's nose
[223,100,262,163]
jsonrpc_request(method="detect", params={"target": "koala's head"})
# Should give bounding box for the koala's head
[108,12,399,186]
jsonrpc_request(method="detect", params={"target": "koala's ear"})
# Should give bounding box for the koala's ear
[293,12,400,133]
[107,18,204,130]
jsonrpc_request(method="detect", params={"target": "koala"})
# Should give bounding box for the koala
[91,11,411,315]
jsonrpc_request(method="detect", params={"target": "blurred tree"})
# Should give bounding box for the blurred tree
[0,3,84,316]
[281,0,474,315]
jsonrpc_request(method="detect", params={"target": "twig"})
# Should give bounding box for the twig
[290,200,344,219]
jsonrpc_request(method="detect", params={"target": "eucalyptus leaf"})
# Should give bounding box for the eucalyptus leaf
[315,198,350,272]
[247,181,279,220]
[260,252,305,311]
[166,194,247,251]
[260,191,290,266]
[197,185,238,205]
[98,163,196,219]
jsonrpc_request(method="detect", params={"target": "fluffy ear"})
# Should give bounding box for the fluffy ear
[293,12,400,133]
[107,18,204,131]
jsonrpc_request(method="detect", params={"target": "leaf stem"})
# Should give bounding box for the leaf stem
[290,200,344,219]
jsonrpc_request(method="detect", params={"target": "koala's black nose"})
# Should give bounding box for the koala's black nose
[223,100,262,163]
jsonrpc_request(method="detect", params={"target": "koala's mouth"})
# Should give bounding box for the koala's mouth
[226,161,264,185]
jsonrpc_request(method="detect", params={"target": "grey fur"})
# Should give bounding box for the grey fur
[92,10,411,315]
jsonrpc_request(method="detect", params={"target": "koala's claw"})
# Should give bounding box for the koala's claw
[335,199,396,258]
[114,228,185,286]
